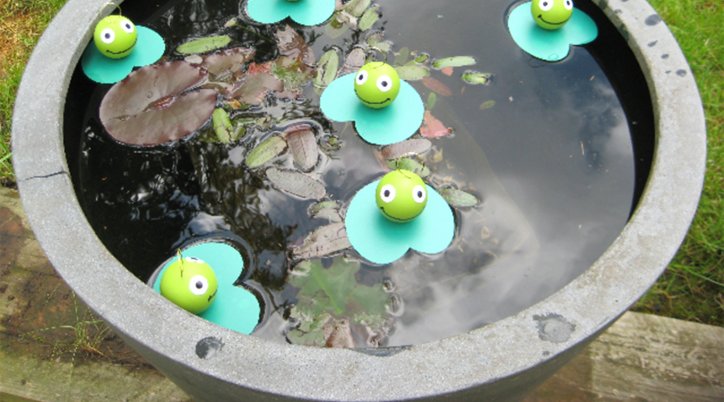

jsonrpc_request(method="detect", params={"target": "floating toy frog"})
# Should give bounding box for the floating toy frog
[376,170,428,222]
[93,15,138,59]
[531,0,574,30]
[160,255,218,314]
[354,62,401,109]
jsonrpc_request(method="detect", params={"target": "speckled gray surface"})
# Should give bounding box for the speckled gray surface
[12,0,706,401]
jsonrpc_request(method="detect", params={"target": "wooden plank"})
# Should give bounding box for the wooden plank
[529,312,724,401]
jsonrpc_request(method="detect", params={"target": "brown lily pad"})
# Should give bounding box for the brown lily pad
[99,61,217,146]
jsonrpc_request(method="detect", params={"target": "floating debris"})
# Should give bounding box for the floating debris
[440,187,481,208]
[285,125,319,172]
[396,64,430,81]
[420,111,453,139]
[461,70,493,86]
[432,55,477,69]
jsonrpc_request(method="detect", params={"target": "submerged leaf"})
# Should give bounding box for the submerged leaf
[440,187,480,208]
[422,76,453,97]
[99,61,216,146]
[461,70,493,86]
[395,64,430,81]
[267,168,326,200]
[285,125,319,172]
[381,139,432,160]
[227,72,283,105]
[308,201,342,223]
[286,257,391,347]
[420,111,453,139]
[432,56,476,69]
[426,92,438,110]
[201,47,255,81]
[177,35,232,55]
[245,136,287,168]
[291,223,350,259]
[479,100,496,110]
[344,0,372,17]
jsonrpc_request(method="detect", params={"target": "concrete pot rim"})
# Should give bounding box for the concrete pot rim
[12,0,706,400]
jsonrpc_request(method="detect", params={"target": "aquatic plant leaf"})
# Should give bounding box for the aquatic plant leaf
[212,108,233,143]
[286,309,332,347]
[177,35,232,55]
[395,64,430,81]
[99,61,216,146]
[432,56,476,69]
[267,168,326,200]
[461,70,493,86]
[394,47,411,66]
[291,223,350,259]
[440,187,480,208]
[201,47,255,81]
[314,49,340,89]
[245,136,287,168]
[387,158,430,177]
[422,76,453,97]
[358,5,380,31]
[426,92,438,110]
[367,33,392,54]
[479,100,496,110]
[344,0,371,17]
[285,125,319,172]
[420,111,452,139]
[381,139,432,160]
[308,201,342,222]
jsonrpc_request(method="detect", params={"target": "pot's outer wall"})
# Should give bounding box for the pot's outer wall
[12,0,706,401]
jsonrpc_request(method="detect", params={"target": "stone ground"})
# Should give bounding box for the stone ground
[1,186,722,401]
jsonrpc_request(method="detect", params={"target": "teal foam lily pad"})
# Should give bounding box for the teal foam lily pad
[507,2,598,62]
[81,26,165,84]
[152,241,261,335]
[320,74,425,146]
[246,0,336,26]
[344,180,455,265]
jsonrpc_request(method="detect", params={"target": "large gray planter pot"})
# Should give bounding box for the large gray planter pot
[12,0,706,400]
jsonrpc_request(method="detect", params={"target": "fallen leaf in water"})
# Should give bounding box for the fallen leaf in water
[440,187,481,208]
[381,139,432,160]
[267,168,326,200]
[426,92,438,110]
[422,76,453,97]
[479,100,496,110]
[325,318,355,348]
[314,49,340,89]
[201,47,255,81]
[420,111,452,139]
[245,136,287,168]
[344,0,372,17]
[291,223,350,259]
[99,61,216,146]
[441,66,454,76]
[227,71,283,105]
[177,35,232,55]
[275,25,315,66]
[285,125,319,172]
[211,108,233,143]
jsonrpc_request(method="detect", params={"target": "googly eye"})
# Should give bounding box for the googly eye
[379,184,396,203]
[411,185,427,204]
[100,28,115,44]
[356,70,368,85]
[564,0,573,10]
[538,0,553,11]
[188,275,209,296]
[120,19,135,33]
[376,75,393,93]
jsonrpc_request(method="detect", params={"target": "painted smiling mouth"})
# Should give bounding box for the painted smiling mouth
[208,288,218,302]
[105,36,138,55]
[353,88,392,105]
[537,14,567,26]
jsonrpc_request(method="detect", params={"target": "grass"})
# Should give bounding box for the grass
[0,0,721,324]
[632,0,723,325]
[0,0,68,185]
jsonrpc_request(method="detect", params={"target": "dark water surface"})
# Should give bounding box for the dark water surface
[65,0,653,346]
